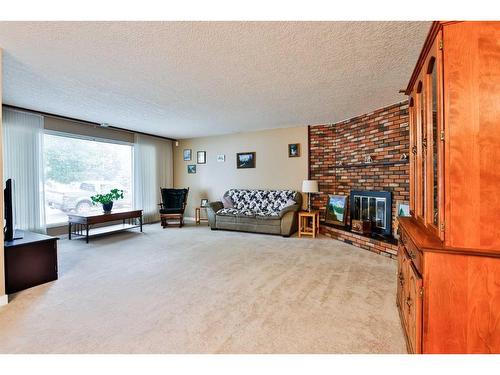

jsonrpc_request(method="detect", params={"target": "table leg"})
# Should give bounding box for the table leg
[299,215,302,238]
[140,215,143,232]
[86,224,89,244]
[312,216,316,238]
[68,222,72,240]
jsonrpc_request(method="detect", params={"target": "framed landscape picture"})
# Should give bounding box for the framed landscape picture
[216,154,225,162]
[394,201,410,238]
[187,165,196,174]
[397,201,410,217]
[325,194,348,226]
[201,199,209,207]
[183,149,192,161]
[288,143,300,157]
[236,152,255,169]
[197,151,206,164]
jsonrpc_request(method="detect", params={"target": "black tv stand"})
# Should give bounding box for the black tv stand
[4,231,58,294]
[11,229,24,240]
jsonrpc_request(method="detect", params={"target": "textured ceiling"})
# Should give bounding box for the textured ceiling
[0,21,430,139]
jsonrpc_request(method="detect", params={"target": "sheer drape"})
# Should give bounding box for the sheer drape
[133,134,173,223]
[3,108,46,233]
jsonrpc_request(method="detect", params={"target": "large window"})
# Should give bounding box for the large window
[43,132,133,225]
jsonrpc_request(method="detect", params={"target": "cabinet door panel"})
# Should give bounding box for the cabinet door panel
[406,260,423,353]
[444,21,500,249]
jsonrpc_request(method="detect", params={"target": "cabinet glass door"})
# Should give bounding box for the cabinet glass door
[429,58,439,227]
[409,98,417,214]
[417,82,426,220]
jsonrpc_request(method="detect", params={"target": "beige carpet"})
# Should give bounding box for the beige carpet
[0,223,406,353]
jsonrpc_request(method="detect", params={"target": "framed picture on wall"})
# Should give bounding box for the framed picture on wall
[201,199,209,207]
[187,165,196,174]
[183,149,192,161]
[197,151,206,164]
[325,195,348,226]
[216,154,225,162]
[236,152,255,169]
[288,143,300,157]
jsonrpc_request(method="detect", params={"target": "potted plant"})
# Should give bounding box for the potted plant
[90,188,124,214]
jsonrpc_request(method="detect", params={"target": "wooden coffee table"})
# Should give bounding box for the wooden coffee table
[68,209,143,243]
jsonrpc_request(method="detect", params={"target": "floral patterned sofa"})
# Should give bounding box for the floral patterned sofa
[206,189,302,237]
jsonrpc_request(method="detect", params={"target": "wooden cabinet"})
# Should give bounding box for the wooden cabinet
[398,21,500,354]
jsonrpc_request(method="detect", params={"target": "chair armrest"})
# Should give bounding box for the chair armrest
[279,204,300,218]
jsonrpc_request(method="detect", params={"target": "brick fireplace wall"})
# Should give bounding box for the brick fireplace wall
[309,101,410,255]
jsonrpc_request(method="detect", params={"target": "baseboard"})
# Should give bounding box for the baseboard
[0,294,8,307]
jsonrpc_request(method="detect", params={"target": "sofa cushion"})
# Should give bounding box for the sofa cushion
[217,208,255,217]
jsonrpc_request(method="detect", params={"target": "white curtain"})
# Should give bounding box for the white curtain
[133,134,173,223]
[3,108,46,233]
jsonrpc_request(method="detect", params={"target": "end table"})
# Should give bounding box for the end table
[298,210,320,238]
[195,207,209,225]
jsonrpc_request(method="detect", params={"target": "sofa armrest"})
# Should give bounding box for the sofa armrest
[278,204,300,218]
[207,201,223,228]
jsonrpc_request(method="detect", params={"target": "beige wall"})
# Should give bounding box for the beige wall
[0,48,6,301]
[173,126,309,218]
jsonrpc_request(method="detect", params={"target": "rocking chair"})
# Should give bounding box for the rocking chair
[159,188,189,228]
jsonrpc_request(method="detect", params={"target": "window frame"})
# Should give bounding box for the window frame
[43,129,135,228]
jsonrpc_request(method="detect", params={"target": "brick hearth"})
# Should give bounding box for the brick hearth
[321,224,398,259]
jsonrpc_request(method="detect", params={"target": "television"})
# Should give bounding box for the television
[4,178,23,241]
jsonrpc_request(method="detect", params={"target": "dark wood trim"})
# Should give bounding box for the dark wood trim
[3,104,177,142]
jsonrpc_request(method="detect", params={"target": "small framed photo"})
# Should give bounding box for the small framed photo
[183,149,192,161]
[216,154,225,162]
[396,201,410,217]
[325,195,348,226]
[236,152,256,169]
[394,200,410,238]
[197,151,206,164]
[288,143,300,157]
[201,199,209,207]
[187,165,196,174]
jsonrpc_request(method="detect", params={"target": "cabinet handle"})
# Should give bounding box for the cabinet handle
[409,251,416,259]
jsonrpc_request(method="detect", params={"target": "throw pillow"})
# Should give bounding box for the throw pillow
[222,195,234,209]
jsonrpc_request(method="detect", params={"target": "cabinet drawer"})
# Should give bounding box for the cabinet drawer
[399,228,423,275]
